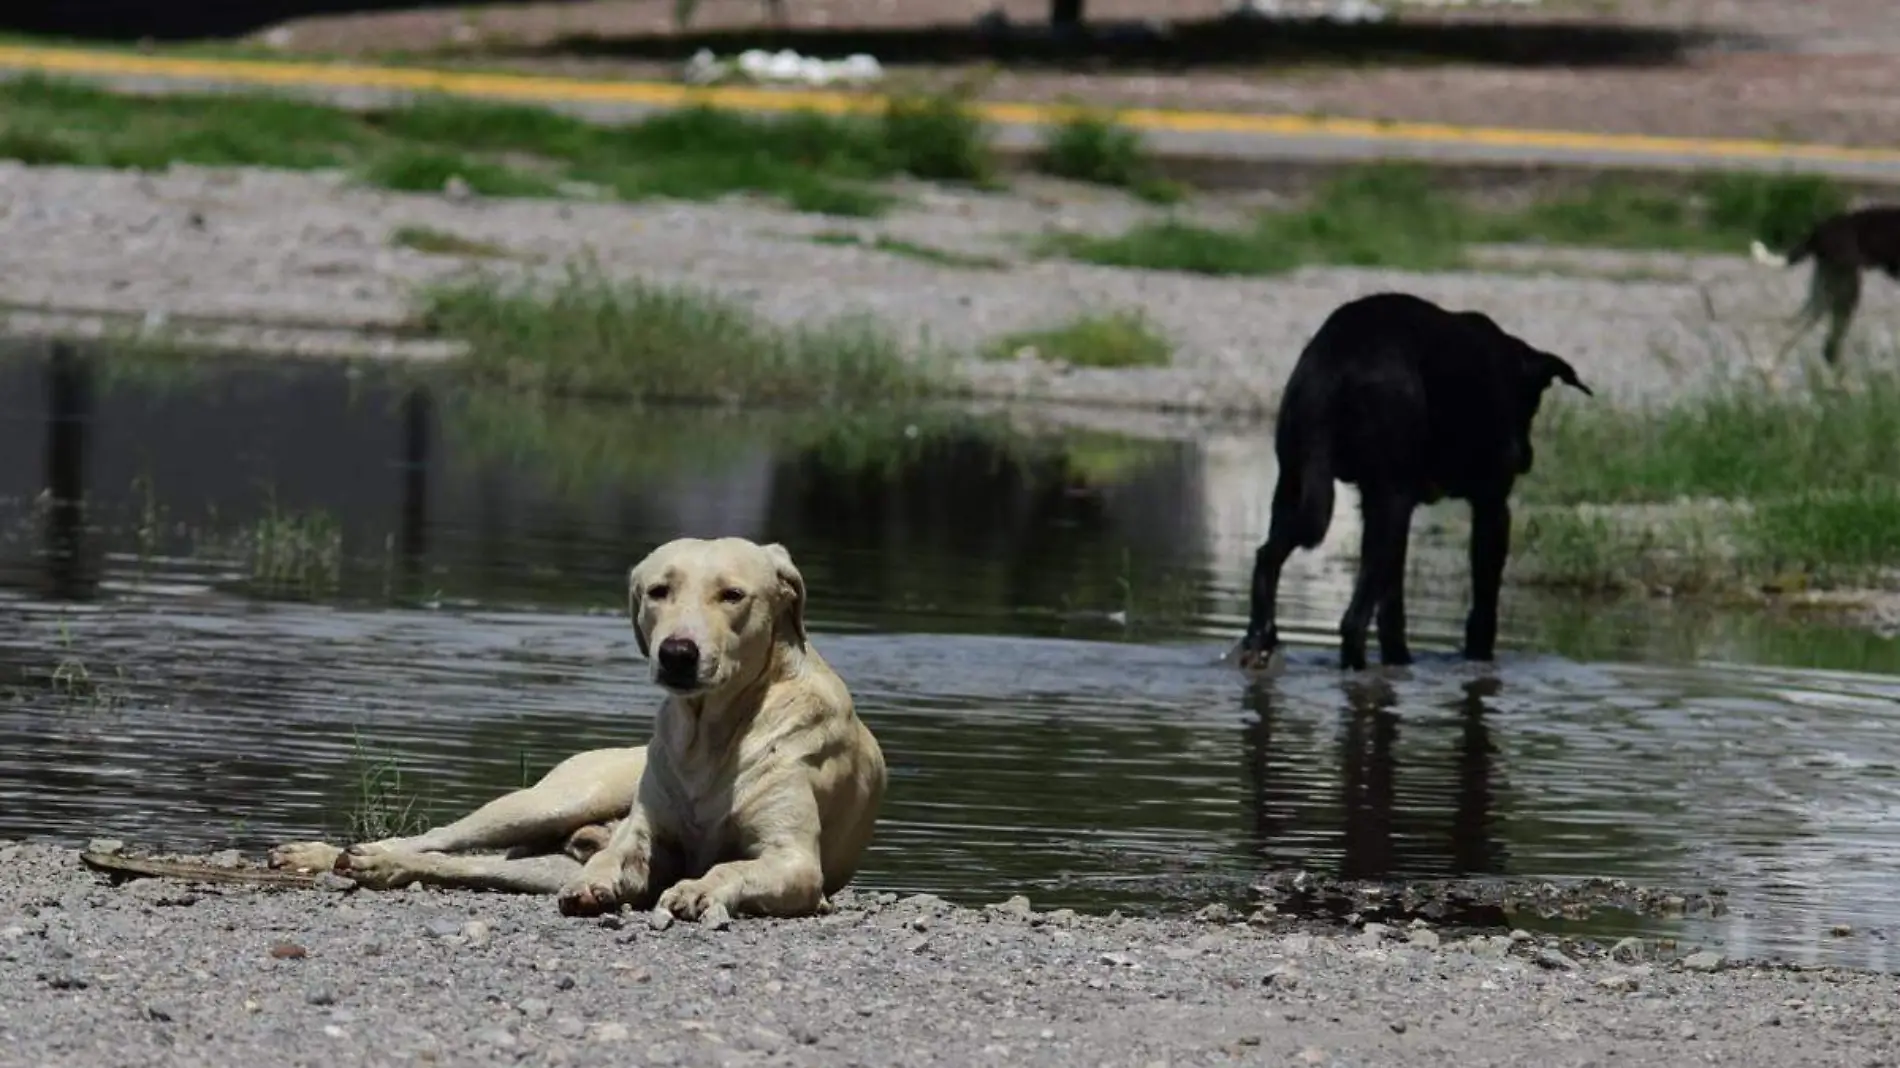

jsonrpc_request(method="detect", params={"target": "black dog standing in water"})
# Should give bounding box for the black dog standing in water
[1237,292,1594,672]
[1750,205,1900,366]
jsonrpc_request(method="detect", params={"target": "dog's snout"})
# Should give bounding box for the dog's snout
[655,636,700,679]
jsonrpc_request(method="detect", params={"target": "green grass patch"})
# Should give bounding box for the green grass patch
[810,230,1009,269]
[1036,108,1182,204]
[389,225,519,259]
[1045,164,1849,276]
[421,264,937,405]
[1515,370,1900,594]
[984,310,1173,369]
[0,75,1004,215]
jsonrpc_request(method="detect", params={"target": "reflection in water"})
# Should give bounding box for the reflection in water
[42,341,92,602]
[0,346,1898,971]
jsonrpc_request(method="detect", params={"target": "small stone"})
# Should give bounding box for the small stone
[425,918,462,939]
[516,998,551,1021]
[306,988,337,1007]
[905,936,930,954]
[553,1016,586,1039]
[208,849,242,869]
[268,942,307,960]
[1508,929,1534,943]
[1596,973,1640,993]
[478,1028,516,1049]
[591,1021,630,1043]
[1100,951,1139,968]
[1680,950,1725,972]
[1389,1020,1407,1034]
[1609,937,1644,962]
[554,975,576,991]
[1194,903,1234,924]
[443,175,473,200]
[990,895,1034,919]
[1831,924,1854,937]
[1361,922,1392,940]
[1247,908,1277,926]
[647,908,674,932]
[1535,948,1579,971]
[702,903,732,931]
[1678,1023,1698,1040]
[42,972,89,990]
[313,873,356,893]
[1408,929,1441,950]
[596,914,625,930]
[1262,966,1300,989]
[461,921,491,946]
[1300,1048,1327,1065]
[86,838,125,855]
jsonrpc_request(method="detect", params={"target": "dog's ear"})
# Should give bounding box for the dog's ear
[760,542,807,649]
[1533,350,1594,398]
[626,561,651,660]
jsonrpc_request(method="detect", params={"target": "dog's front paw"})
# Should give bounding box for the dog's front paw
[655,878,727,922]
[334,844,414,890]
[269,841,343,873]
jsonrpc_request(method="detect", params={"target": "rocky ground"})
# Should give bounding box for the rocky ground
[3,843,1897,1067]
[1,160,1870,418]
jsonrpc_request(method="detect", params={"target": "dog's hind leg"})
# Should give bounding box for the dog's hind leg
[379,747,648,857]
[335,848,584,894]
[1339,489,1413,672]
[1818,263,1862,366]
[1462,497,1512,661]
[1239,461,1332,668]
[1374,504,1417,668]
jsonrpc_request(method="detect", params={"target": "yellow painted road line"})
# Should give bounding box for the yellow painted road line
[3,41,1900,169]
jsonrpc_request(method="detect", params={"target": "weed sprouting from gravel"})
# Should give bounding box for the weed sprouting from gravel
[984,310,1174,369]
[880,87,995,186]
[422,264,938,405]
[346,732,431,843]
[389,225,519,259]
[810,230,1009,269]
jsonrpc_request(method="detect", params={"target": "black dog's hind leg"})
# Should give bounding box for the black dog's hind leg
[1463,496,1511,661]
[1240,478,1306,667]
[1339,489,1414,671]
[1819,263,1862,366]
[1374,503,1416,668]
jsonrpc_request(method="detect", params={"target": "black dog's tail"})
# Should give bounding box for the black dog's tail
[1750,231,1815,269]
[1273,378,1337,551]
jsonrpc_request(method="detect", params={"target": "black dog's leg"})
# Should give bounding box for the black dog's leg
[1374,501,1417,667]
[1340,489,1412,672]
[1463,497,1511,661]
[1819,263,1862,366]
[1240,479,1304,668]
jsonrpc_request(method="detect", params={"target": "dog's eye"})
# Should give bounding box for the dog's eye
[645,584,670,601]
[718,587,746,604]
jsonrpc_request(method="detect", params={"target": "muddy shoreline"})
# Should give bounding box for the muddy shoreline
[5,841,1898,1067]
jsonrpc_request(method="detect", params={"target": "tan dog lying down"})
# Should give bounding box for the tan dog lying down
[269,537,887,922]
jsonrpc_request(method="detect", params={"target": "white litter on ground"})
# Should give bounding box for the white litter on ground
[683,48,884,88]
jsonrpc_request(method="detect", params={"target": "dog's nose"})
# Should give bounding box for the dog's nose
[656,636,700,679]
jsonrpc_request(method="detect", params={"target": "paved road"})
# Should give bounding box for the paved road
[5,41,1900,181]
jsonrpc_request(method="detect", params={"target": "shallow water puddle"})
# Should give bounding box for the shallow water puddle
[2,342,1899,970]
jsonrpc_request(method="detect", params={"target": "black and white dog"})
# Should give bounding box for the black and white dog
[1751,205,1900,366]
[1236,292,1593,673]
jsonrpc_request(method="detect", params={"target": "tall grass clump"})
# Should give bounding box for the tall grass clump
[422,264,937,405]
[880,89,993,185]
[1037,108,1180,203]
[983,310,1173,368]
[1516,368,1900,591]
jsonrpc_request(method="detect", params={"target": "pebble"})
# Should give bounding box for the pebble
[306,988,337,1007]
[1535,949,1580,971]
[461,920,491,946]
[517,998,551,1021]
[1597,973,1641,993]
[648,908,675,932]
[1609,937,1645,962]
[268,942,307,960]
[990,895,1034,920]
[86,839,125,855]
[425,918,463,939]
[1408,928,1441,951]
[1194,903,1234,924]
[1681,951,1726,973]
[591,1021,631,1043]
[553,1016,587,1039]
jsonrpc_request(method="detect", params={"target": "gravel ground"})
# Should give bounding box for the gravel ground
[3,843,1898,1068]
[3,160,1870,417]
